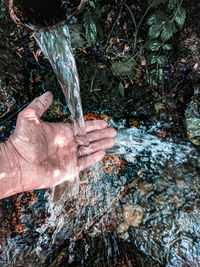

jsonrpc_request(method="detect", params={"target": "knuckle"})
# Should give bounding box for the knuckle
[34,98,46,110]
[79,146,84,155]
[90,142,97,151]
[20,107,36,117]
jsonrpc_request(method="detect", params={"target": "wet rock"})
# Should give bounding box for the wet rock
[175,178,189,190]
[116,204,144,240]
[42,100,66,122]
[123,204,143,227]
[0,0,200,266]
[116,221,129,234]
[118,231,129,240]
[138,181,153,194]
[0,48,29,119]
[0,46,31,141]
[185,87,200,146]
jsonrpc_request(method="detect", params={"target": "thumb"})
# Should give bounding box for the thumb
[26,91,53,118]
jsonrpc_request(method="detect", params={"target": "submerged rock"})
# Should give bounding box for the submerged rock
[0,110,199,267]
[123,204,143,227]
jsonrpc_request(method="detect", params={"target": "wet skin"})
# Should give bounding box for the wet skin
[0,91,117,199]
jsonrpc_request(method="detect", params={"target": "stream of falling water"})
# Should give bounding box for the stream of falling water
[34,25,91,257]
[34,25,87,141]
[0,24,199,266]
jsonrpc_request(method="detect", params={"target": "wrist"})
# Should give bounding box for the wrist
[0,139,23,199]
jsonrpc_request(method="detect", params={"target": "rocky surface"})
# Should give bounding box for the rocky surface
[0,0,200,266]
[185,87,200,146]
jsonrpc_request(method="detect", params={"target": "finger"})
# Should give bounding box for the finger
[78,150,105,171]
[78,138,115,156]
[75,135,90,146]
[87,128,117,142]
[85,120,108,133]
[25,91,53,118]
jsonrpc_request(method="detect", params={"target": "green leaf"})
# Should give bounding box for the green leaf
[148,25,162,39]
[160,21,176,41]
[147,11,168,39]
[158,68,164,84]
[149,68,164,87]
[147,55,157,65]
[119,83,125,98]
[163,43,173,50]
[174,7,186,29]
[147,55,168,66]
[89,1,95,8]
[157,55,168,66]
[154,102,163,112]
[146,40,161,51]
[85,0,96,6]
[149,70,158,87]
[168,0,176,10]
[83,11,97,44]
[151,0,168,8]
[146,11,167,26]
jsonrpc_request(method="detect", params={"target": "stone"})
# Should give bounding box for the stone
[123,204,143,227]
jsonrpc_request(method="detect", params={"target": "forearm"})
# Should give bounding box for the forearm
[0,140,22,199]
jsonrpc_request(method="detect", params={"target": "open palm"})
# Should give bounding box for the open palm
[9,92,116,192]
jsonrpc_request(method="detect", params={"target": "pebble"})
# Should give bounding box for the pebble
[123,204,143,227]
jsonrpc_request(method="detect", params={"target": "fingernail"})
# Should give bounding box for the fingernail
[45,91,53,98]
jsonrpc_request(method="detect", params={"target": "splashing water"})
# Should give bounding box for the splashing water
[1,117,199,266]
[0,118,199,265]
[0,24,200,266]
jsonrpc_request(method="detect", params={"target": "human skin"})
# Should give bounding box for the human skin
[0,91,117,199]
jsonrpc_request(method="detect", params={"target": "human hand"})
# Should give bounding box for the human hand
[7,91,116,192]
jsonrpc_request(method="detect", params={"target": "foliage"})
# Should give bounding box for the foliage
[0,0,6,18]
[118,82,124,98]
[83,11,98,44]
[78,0,103,45]
[68,25,86,48]
[146,0,186,87]
[153,92,166,112]
[74,0,186,100]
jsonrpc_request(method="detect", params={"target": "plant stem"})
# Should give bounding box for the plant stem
[132,2,154,53]
[106,4,123,48]
[123,3,137,33]
[170,0,184,23]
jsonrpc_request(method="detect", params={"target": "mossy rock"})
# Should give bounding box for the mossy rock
[185,87,200,146]
[111,60,136,76]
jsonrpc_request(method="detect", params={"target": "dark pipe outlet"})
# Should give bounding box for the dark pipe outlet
[5,0,83,31]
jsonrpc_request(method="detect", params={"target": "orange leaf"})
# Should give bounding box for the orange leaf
[123,22,127,31]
